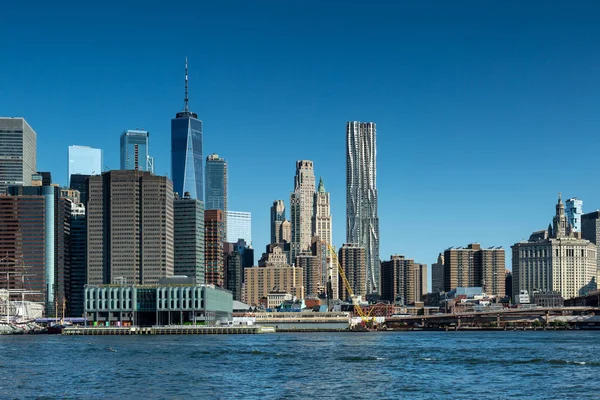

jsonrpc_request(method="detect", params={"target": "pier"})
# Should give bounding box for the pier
[63,325,266,335]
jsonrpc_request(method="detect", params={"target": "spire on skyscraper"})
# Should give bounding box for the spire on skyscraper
[184,57,189,113]
[318,177,326,193]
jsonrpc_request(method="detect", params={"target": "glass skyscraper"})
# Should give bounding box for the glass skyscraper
[205,154,227,211]
[68,145,102,186]
[227,211,252,244]
[171,59,203,199]
[120,130,154,173]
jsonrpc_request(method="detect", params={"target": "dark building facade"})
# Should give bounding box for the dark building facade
[0,195,46,305]
[174,193,205,284]
[7,185,72,315]
[582,211,600,278]
[69,210,86,317]
[204,209,225,287]
[69,174,90,205]
[224,244,242,301]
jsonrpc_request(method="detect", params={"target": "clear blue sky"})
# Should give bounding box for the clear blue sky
[2,1,600,289]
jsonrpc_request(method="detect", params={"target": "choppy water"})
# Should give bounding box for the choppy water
[1,331,599,399]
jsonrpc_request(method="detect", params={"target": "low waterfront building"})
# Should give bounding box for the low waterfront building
[84,279,232,327]
[531,290,564,308]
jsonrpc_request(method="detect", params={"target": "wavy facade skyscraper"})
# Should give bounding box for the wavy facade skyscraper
[171,58,203,200]
[346,121,380,294]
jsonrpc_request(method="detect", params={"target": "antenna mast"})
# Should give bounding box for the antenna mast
[184,57,189,112]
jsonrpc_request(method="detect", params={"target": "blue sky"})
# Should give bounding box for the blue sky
[2,1,600,288]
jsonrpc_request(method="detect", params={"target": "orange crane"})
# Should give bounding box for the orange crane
[327,243,377,326]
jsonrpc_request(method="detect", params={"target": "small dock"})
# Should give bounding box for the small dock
[63,325,266,335]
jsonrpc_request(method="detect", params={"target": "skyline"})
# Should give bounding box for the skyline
[2,1,600,288]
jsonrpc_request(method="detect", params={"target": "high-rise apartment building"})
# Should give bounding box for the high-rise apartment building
[512,194,597,301]
[171,59,203,200]
[87,170,174,285]
[312,178,337,299]
[431,253,444,293]
[204,209,225,287]
[226,211,251,244]
[346,121,380,294]
[443,243,505,296]
[244,266,304,306]
[380,255,427,305]
[338,243,367,301]
[120,130,154,173]
[295,249,321,297]
[0,117,36,194]
[205,153,227,211]
[565,197,583,233]
[174,193,205,284]
[270,200,286,244]
[290,160,315,262]
[68,145,102,186]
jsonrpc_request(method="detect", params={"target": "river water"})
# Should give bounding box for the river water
[1,331,599,399]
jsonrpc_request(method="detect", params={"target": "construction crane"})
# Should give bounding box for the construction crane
[327,243,377,327]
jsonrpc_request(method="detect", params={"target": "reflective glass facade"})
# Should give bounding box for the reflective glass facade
[205,154,227,211]
[120,130,154,173]
[68,145,102,186]
[171,114,203,200]
[227,211,252,244]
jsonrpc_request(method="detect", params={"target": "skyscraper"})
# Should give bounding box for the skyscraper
[7,184,72,316]
[312,178,337,299]
[171,58,203,200]
[346,121,380,294]
[290,160,315,262]
[226,211,251,244]
[69,202,86,317]
[0,195,47,309]
[120,130,154,173]
[270,200,286,244]
[565,197,583,232]
[205,154,227,211]
[0,117,36,194]
[87,170,174,285]
[174,192,205,284]
[68,145,102,186]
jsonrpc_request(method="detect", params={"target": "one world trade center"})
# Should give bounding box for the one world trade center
[171,58,203,200]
